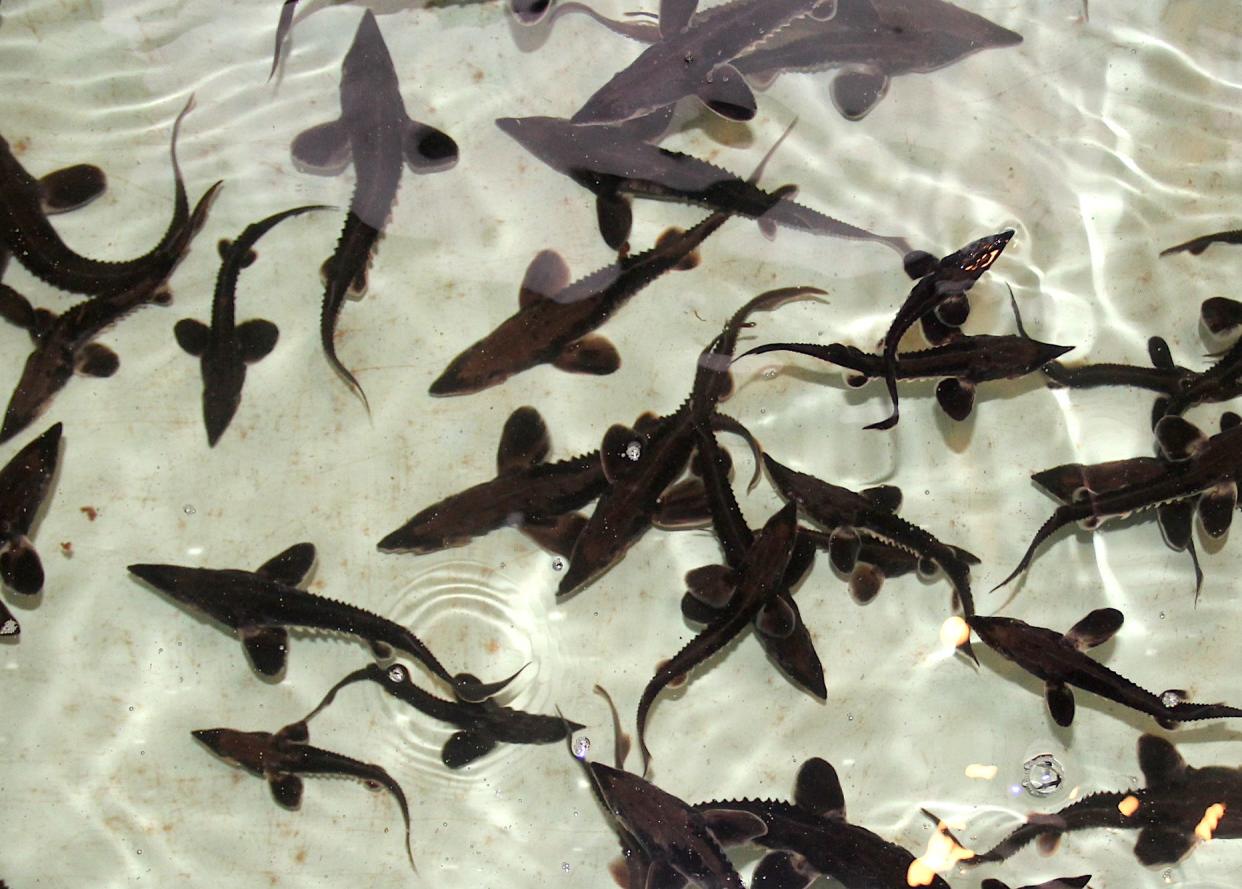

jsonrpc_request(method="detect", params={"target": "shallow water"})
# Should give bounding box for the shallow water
[2,1,1242,887]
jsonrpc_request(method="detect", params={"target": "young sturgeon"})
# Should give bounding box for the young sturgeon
[496,114,915,260]
[694,756,955,889]
[975,734,1242,866]
[292,10,459,409]
[0,422,62,636]
[763,451,978,660]
[993,412,1242,591]
[0,97,210,297]
[1161,227,1242,257]
[571,0,836,126]
[982,877,1091,889]
[174,205,329,446]
[193,719,414,871]
[970,607,1242,728]
[556,286,823,599]
[301,662,583,768]
[867,229,1013,429]
[128,542,516,702]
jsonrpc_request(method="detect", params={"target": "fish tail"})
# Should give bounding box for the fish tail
[977,812,1067,863]
[865,350,900,430]
[990,505,1076,592]
[321,295,370,414]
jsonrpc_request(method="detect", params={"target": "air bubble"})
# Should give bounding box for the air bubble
[763,366,778,379]
[1022,754,1064,797]
[1161,690,1184,708]
[552,557,565,572]
[573,736,591,759]
[182,504,196,515]
[561,862,571,873]
[1159,611,1166,620]
[388,665,407,683]
[624,441,642,461]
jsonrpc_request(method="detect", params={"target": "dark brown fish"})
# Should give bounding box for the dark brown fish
[0,422,62,636]
[1161,227,1242,257]
[174,205,328,446]
[193,719,414,871]
[128,542,517,702]
[975,734,1242,866]
[982,875,1091,889]
[292,10,459,408]
[970,607,1242,728]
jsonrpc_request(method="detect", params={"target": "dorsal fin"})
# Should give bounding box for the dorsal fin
[1148,336,1175,369]
[518,249,570,308]
[256,542,316,586]
[496,406,550,474]
[793,757,845,818]
[1154,415,1207,461]
[1137,734,1187,788]
[1063,607,1123,650]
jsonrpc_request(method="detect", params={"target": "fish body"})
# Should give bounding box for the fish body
[695,756,952,889]
[764,452,977,651]
[868,229,1013,429]
[995,413,1242,590]
[747,330,1071,421]
[379,406,608,556]
[193,720,414,870]
[1161,227,1242,257]
[0,422,62,634]
[0,98,207,296]
[128,542,513,702]
[982,877,1091,889]
[971,608,1242,727]
[292,10,458,407]
[174,205,327,446]
[571,0,835,126]
[304,662,582,768]
[635,500,799,771]
[429,212,729,396]
[977,734,1242,866]
[496,114,912,256]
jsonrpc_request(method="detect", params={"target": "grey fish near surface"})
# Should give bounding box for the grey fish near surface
[292,10,459,410]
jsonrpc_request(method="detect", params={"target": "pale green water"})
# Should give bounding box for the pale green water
[1,2,1241,887]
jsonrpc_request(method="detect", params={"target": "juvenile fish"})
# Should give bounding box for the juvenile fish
[0,422,62,636]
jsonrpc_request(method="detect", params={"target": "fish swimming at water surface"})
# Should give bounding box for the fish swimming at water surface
[0,422,62,636]
[1161,227,1242,257]
[128,541,518,702]
[0,97,213,298]
[174,205,329,446]
[193,718,415,871]
[993,411,1242,592]
[970,607,1242,728]
[571,0,837,126]
[291,10,459,409]
[300,662,583,768]
[974,734,1242,866]
[982,876,1091,889]
[496,114,916,261]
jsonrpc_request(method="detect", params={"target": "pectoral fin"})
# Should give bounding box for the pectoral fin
[696,65,756,121]
[849,563,884,603]
[645,859,688,889]
[685,564,735,608]
[256,542,316,586]
[1201,296,1242,335]
[654,227,699,270]
[1158,500,1194,550]
[76,343,119,377]
[596,192,633,250]
[935,293,971,328]
[830,69,890,120]
[699,808,767,845]
[0,285,36,330]
[1135,825,1195,865]
[1198,481,1237,538]
[174,318,210,357]
[404,120,459,173]
[518,249,570,307]
[39,164,107,213]
[750,851,815,889]
[290,119,353,175]
[793,757,846,818]
[935,378,976,421]
[0,536,43,595]
[1154,415,1207,461]
[441,730,498,768]
[237,319,280,362]
[919,310,958,346]
[828,527,861,573]
[521,513,588,558]
[497,405,550,473]
[1063,607,1123,650]
[268,772,304,809]
[756,597,797,639]
[240,625,289,677]
[1148,336,1175,369]
[1045,681,1075,726]
[653,478,712,529]
[552,335,621,375]
[1138,733,1187,788]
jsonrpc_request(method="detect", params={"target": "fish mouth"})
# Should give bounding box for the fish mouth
[1040,342,1075,363]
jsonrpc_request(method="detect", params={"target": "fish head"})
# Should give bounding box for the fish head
[340,11,401,117]
[935,229,1014,292]
[201,348,247,447]
[971,335,1074,379]
[191,727,275,775]
[0,348,73,445]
